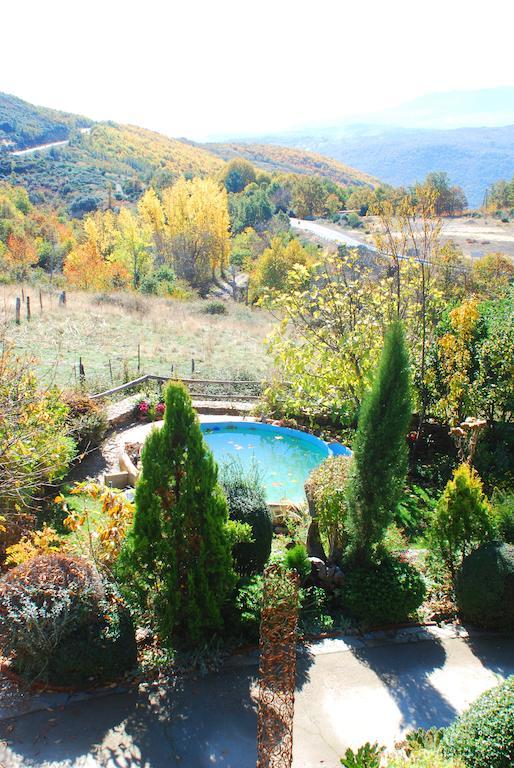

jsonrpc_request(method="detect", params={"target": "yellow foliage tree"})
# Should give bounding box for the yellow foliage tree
[250,237,312,301]
[112,207,152,289]
[137,188,170,263]
[471,252,514,299]
[436,300,480,424]
[162,177,230,288]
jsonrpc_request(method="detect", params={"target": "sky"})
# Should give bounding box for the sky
[1,0,513,140]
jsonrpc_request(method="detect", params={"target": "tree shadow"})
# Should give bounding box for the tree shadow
[296,642,315,691]
[352,637,458,732]
[0,666,258,768]
[461,629,514,681]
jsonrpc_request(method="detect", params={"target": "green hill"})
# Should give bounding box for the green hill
[0,92,92,151]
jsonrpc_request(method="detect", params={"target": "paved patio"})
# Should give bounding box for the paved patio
[1,629,513,768]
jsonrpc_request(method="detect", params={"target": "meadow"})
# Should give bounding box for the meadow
[0,286,275,392]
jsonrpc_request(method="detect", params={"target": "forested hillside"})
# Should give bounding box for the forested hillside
[0,92,92,150]
[203,142,375,187]
[0,95,373,216]
[0,122,227,213]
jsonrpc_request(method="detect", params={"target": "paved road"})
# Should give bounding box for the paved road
[1,631,513,768]
[290,218,376,250]
[10,128,91,156]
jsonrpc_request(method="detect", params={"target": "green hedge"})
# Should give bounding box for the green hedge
[457,541,514,629]
[442,676,514,768]
[338,553,425,626]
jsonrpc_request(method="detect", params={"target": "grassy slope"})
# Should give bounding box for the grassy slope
[202,141,377,187]
[1,287,274,390]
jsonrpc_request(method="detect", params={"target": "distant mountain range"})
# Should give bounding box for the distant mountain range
[0,92,372,211]
[216,88,514,208]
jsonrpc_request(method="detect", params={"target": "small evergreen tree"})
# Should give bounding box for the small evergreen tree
[430,463,495,580]
[117,383,235,647]
[346,322,412,562]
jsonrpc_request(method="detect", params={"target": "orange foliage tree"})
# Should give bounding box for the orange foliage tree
[4,234,38,280]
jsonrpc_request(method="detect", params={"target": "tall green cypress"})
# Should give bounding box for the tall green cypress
[346,322,412,562]
[118,383,235,648]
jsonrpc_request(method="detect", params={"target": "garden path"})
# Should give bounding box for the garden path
[1,630,513,768]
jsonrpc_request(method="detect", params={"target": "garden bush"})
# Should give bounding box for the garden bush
[339,553,425,626]
[456,541,514,629]
[63,391,108,453]
[305,455,352,561]
[285,543,311,581]
[233,574,263,642]
[201,299,228,315]
[140,265,175,296]
[442,675,514,768]
[0,343,75,511]
[492,489,514,543]
[220,460,272,576]
[429,463,495,579]
[386,750,463,767]
[0,554,136,685]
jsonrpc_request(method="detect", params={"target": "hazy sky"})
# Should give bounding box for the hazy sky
[1,0,513,139]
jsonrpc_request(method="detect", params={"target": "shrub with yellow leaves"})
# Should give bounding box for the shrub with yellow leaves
[5,523,63,566]
[60,482,134,570]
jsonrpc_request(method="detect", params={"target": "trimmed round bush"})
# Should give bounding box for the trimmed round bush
[457,541,514,629]
[339,554,426,626]
[220,461,272,576]
[0,554,136,685]
[442,676,514,768]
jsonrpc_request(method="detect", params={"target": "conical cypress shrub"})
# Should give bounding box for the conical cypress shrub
[346,321,412,562]
[117,383,236,648]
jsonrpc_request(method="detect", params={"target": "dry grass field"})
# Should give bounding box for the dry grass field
[0,286,275,391]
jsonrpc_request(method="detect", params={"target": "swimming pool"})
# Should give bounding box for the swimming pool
[200,421,350,505]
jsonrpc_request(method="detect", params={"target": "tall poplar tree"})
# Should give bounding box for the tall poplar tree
[118,383,235,647]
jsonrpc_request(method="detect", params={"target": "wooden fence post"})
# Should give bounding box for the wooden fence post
[79,357,85,384]
[26,296,31,321]
[109,359,114,385]
[39,290,43,311]
[137,344,141,373]
[15,297,21,325]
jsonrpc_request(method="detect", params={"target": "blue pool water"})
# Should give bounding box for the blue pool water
[200,421,348,504]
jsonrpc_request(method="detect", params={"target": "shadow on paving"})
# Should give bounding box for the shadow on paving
[463,631,514,681]
[352,637,458,731]
[0,667,258,768]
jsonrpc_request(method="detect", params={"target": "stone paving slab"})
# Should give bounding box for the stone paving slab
[0,624,495,722]
[1,633,514,768]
